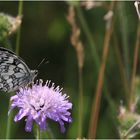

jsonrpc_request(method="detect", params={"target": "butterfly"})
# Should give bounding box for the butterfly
[0,47,38,92]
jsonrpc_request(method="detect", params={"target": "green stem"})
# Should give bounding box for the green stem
[16,0,23,55]
[46,125,54,138]
[6,100,13,139]
[78,67,83,138]
[113,33,129,108]
[76,3,117,139]
[76,6,100,68]
[36,126,40,140]
[124,119,140,138]
[129,23,140,110]
[6,0,23,138]
[117,2,130,90]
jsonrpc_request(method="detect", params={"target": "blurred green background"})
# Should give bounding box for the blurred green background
[0,1,139,139]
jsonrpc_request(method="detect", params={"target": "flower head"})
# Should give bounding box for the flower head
[0,13,21,36]
[9,79,72,133]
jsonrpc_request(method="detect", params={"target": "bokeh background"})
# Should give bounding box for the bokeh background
[0,1,139,139]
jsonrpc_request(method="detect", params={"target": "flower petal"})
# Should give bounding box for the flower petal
[59,120,65,133]
[14,109,28,122]
[25,115,33,132]
[35,116,46,130]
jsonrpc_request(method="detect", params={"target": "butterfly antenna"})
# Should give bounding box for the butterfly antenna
[37,57,49,70]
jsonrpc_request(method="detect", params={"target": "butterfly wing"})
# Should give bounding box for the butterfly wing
[0,47,34,92]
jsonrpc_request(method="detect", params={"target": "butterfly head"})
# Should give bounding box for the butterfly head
[30,70,38,80]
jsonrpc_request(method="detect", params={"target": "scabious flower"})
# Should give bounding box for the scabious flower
[9,79,72,133]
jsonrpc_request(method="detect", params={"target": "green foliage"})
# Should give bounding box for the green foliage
[0,1,140,139]
[0,13,11,40]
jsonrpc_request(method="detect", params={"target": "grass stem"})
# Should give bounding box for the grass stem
[129,22,140,111]
[76,6,100,67]
[88,2,115,138]
[67,6,84,138]
[78,67,83,138]
[117,2,130,85]
[113,33,129,104]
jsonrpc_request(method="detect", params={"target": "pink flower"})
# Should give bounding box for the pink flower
[9,79,72,133]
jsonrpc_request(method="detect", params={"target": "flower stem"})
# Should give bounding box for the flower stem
[6,100,13,139]
[16,0,23,55]
[46,125,54,138]
[6,0,23,138]
[36,126,40,140]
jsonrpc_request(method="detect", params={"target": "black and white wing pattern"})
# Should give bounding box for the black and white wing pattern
[0,47,38,92]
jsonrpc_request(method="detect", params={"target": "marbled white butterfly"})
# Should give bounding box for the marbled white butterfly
[0,47,38,92]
